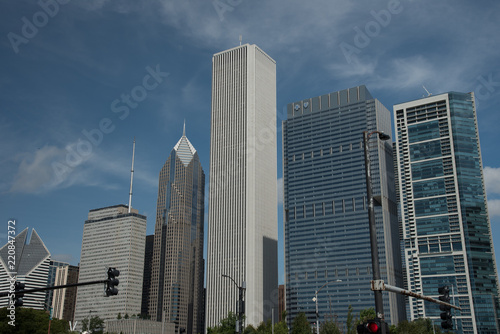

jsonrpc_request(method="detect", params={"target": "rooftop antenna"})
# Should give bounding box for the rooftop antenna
[239,35,242,46]
[422,85,432,97]
[128,137,136,213]
[183,119,186,136]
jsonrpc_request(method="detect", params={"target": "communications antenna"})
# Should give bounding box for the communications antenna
[128,137,136,213]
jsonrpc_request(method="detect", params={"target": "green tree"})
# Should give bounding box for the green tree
[81,315,104,334]
[320,319,341,334]
[124,313,129,319]
[0,307,70,334]
[391,318,443,334]
[117,312,122,319]
[207,311,239,334]
[291,312,311,334]
[358,307,376,324]
[346,305,355,334]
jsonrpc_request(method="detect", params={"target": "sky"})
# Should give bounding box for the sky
[1,0,500,286]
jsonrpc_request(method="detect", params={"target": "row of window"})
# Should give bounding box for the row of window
[286,197,367,220]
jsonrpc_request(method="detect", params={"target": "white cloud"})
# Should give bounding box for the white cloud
[484,166,500,195]
[488,199,500,218]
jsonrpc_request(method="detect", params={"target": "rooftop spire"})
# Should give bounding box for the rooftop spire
[174,122,196,166]
[183,119,186,137]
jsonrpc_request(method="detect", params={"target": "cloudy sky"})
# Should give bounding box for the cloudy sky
[1,0,500,284]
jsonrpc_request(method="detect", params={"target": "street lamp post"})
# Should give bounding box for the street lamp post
[222,274,246,334]
[363,130,390,334]
[312,279,342,334]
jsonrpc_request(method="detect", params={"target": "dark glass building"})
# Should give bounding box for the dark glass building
[283,86,405,327]
[394,92,500,333]
[149,127,205,334]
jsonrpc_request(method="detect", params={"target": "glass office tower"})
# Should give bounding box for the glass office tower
[394,92,500,333]
[283,86,405,328]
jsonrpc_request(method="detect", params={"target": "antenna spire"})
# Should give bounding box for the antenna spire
[128,137,136,213]
[183,120,186,137]
[239,35,242,46]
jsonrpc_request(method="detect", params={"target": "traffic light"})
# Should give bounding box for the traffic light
[106,267,120,296]
[356,319,383,333]
[438,286,452,330]
[14,281,25,307]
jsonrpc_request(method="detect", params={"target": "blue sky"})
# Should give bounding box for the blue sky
[1,0,500,286]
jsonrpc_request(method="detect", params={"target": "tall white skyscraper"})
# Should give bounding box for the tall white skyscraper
[205,44,278,328]
[74,205,146,329]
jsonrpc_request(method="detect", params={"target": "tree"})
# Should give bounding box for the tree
[124,313,129,319]
[291,312,311,334]
[392,318,443,334]
[207,311,239,334]
[320,320,341,334]
[81,315,104,334]
[346,305,355,334]
[358,307,376,324]
[117,312,122,319]
[0,307,70,334]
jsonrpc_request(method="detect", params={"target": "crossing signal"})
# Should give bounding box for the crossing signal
[14,281,25,307]
[106,267,120,296]
[438,286,452,330]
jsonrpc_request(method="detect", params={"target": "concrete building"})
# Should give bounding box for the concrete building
[74,205,146,329]
[394,92,500,333]
[282,86,405,327]
[0,227,51,310]
[52,264,79,322]
[45,261,69,313]
[205,44,278,328]
[149,128,205,334]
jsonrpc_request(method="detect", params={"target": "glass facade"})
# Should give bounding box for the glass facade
[394,92,500,333]
[283,86,405,328]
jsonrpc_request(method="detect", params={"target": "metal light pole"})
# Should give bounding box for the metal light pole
[363,130,390,333]
[222,274,246,334]
[312,279,342,334]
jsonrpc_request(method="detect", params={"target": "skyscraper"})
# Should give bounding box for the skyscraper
[0,228,50,309]
[74,205,146,328]
[149,127,205,334]
[394,92,500,333]
[141,234,154,317]
[206,44,278,328]
[52,264,79,322]
[283,86,405,326]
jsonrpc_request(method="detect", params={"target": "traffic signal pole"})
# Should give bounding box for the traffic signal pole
[0,279,109,298]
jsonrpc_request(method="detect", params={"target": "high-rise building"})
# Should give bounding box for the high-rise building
[149,127,205,334]
[0,228,51,310]
[283,86,405,326]
[74,205,146,329]
[52,264,79,322]
[141,234,154,317]
[45,261,69,312]
[394,92,500,333]
[205,44,278,328]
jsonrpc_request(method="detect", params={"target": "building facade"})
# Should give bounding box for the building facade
[149,128,205,334]
[141,234,154,317]
[45,261,69,313]
[0,228,51,310]
[74,205,146,329]
[52,264,79,322]
[394,92,500,333]
[283,86,405,327]
[205,44,278,328]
